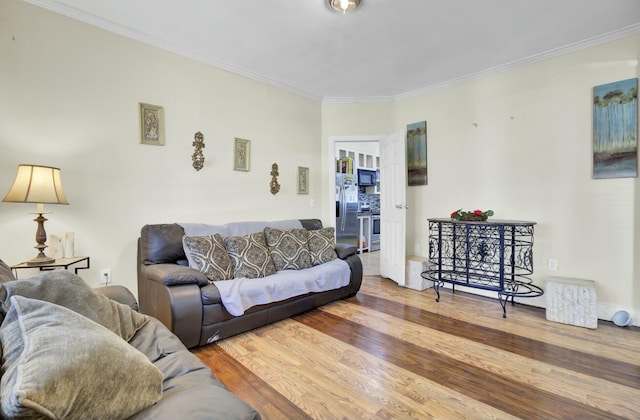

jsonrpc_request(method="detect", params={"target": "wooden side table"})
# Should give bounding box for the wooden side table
[11,256,90,279]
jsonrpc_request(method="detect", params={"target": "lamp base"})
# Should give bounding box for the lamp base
[27,213,54,265]
[26,254,55,265]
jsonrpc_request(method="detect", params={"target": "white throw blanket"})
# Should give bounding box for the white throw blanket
[213,259,351,316]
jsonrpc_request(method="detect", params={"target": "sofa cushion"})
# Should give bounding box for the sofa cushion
[224,232,276,279]
[0,296,163,419]
[141,223,187,264]
[0,270,148,341]
[307,227,338,266]
[128,317,261,420]
[183,234,234,282]
[0,259,15,284]
[299,218,324,231]
[264,227,312,271]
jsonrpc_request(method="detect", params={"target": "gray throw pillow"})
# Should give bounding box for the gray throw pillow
[183,234,234,281]
[224,232,276,279]
[0,296,163,419]
[0,270,148,341]
[263,227,312,271]
[0,258,15,284]
[307,227,338,266]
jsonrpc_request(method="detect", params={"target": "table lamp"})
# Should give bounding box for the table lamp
[3,164,70,265]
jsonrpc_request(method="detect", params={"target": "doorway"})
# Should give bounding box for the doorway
[329,136,383,276]
[328,130,407,286]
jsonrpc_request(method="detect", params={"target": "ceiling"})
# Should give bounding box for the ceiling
[27,0,640,102]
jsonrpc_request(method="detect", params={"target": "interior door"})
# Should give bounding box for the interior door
[379,129,406,285]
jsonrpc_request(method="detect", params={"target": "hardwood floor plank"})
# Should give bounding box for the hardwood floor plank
[192,275,640,420]
[360,276,640,359]
[294,309,629,419]
[320,299,640,418]
[217,325,379,419]
[352,292,640,390]
[218,318,519,420]
[192,344,312,420]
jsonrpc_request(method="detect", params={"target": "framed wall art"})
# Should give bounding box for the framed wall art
[233,138,250,171]
[593,78,638,179]
[297,166,309,194]
[139,103,165,146]
[406,121,428,186]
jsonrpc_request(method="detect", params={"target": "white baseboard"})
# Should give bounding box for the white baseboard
[432,283,638,327]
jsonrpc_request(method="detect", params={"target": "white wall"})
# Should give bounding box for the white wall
[3,0,639,323]
[0,0,322,294]
[320,102,395,224]
[322,35,640,322]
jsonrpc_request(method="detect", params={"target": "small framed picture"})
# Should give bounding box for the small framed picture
[139,103,165,145]
[234,138,250,171]
[297,166,309,194]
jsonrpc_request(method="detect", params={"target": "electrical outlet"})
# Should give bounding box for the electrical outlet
[100,269,112,285]
[547,259,558,271]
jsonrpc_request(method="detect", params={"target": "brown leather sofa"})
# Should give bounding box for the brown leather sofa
[137,219,363,348]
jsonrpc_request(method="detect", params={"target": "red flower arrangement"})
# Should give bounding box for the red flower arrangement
[450,208,494,221]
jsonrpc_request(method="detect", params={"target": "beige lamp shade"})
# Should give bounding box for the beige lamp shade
[3,164,69,205]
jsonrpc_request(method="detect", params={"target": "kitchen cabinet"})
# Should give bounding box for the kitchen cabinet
[358,152,377,170]
[337,147,379,172]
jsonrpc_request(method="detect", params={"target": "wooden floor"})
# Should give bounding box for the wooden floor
[193,276,640,420]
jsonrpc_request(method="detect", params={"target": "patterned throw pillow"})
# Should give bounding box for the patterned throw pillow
[224,232,277,279]
[263,227,312,271]
[307,227,338,266]
[182,234,234,282]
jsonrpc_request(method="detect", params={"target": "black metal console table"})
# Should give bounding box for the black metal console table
[421,218,543,317]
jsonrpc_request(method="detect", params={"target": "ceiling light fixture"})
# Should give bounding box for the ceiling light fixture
[328,0,361,14]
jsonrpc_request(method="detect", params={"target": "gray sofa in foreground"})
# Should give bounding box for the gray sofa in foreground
[138,219,363,348]
[0,260,260,420]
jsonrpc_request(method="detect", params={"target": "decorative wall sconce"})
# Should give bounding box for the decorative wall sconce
[192,131,205,171]
[270,163,280,195]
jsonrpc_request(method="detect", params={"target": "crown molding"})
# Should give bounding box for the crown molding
[25,1,640,104]
[24,0,323,102]
[390,22,640,102]
[322,95,396,104]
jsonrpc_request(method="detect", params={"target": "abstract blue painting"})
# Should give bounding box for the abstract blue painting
[593,78,638,179]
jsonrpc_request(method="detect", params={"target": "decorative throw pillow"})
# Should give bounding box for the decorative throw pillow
[263,227,312,271]
[0,296,163,419]
[307,227,338,266]
[223,232,276,279]
[0,270,148,341]
[183,234,234,282]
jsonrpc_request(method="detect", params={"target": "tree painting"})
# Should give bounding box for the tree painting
[407,121,427,186]
[593,78,638,179]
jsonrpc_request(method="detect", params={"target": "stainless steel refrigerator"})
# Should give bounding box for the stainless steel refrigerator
[335,173,359,247]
